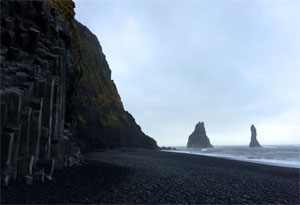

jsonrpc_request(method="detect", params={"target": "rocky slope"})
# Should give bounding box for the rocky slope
[249,124,261,148]
[187,122,213,148]
[75,21,158,151]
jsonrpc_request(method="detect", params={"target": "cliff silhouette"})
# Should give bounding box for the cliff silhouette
[0,0,157,186]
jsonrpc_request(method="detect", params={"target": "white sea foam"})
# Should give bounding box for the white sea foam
[164,145,300,168]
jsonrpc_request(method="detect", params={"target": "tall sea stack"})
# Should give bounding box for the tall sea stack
[249,124,261,148]
[187,122,213,148]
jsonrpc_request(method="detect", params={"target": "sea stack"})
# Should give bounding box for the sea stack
[249,124,261,148]
[187,122,213,148]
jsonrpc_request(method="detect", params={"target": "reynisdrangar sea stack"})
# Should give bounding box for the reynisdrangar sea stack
[1,1,299,204]
[187,122,213,148]
[249,124,261,148]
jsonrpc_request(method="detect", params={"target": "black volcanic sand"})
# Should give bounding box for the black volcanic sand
[2,149,300,204]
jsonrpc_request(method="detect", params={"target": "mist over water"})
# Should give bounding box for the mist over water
[167,145,300,168]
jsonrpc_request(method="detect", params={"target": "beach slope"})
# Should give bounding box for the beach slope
[2,149,299,204]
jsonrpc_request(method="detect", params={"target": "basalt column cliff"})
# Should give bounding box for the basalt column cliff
[0,0,82,185]
[1,0,157,186]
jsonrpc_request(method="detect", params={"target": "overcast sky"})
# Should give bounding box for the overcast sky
[74,0,300,146]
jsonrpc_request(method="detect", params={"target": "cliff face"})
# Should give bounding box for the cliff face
[249,124,261,148]
[75,21,158,151]
[1,0,158,186]
[187,122,213,148]
[0,0,82,185]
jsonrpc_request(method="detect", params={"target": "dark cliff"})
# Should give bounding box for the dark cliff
[187,122,213,148]
[75,21,158,151]
[0,0,82,185]
[0,0,157,186]
[249,124,261,148]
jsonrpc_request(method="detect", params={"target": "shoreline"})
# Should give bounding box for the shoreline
[162,149,300,169]
[2,148,299,204]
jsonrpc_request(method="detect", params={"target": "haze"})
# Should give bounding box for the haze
[74,0,300,146]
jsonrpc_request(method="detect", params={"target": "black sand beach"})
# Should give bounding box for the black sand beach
[2,148,299,204]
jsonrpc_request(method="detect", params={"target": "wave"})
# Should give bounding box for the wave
[164,145,300,169]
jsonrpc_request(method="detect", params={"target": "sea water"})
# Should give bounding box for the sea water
[166,145,300,168]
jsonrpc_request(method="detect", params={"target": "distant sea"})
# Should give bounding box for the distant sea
[165,145,300,168]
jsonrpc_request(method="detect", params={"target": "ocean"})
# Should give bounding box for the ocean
[166,145,300,168]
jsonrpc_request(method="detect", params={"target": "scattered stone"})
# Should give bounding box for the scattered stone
[161,146,177,150]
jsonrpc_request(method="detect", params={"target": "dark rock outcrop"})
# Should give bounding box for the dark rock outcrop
[249,124,261,148]
[187,122,213,148]
[1,0,82,185]
[1,0,158,186]
[74,21,158,151]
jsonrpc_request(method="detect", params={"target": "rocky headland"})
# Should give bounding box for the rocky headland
[75,20,158,151]
[0,0,157,186]
[187,122,213,148]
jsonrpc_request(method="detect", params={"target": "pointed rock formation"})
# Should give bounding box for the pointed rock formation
[249,124,261,148]
[187,122,213,148]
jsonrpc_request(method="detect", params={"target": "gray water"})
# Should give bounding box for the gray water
[166,145,300,168]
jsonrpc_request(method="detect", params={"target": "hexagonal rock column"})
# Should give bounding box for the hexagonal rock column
[17,155,34,180]
[6,87,24,125]
[18,107,32,156]
[3,125,21,181]
[51,77,61,141]
[29,98,43,166]
[1,132,14,186]
[40,78,55,160]
[51,139,66,169]
[39,127,49,160]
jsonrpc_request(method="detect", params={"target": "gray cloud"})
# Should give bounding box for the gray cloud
[74,0,300,146]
